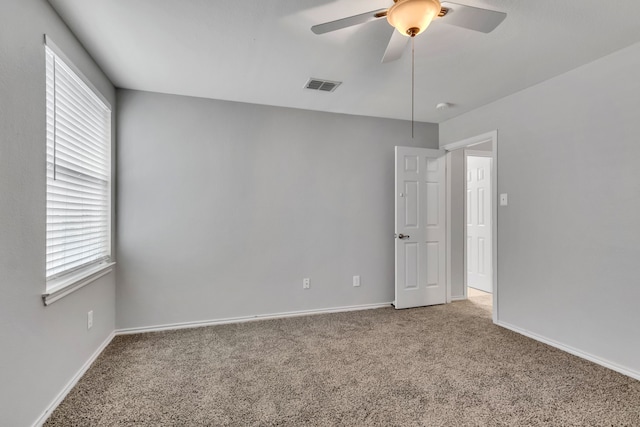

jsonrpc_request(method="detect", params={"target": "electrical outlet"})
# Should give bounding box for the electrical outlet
[87,310,93,330]
[303,278,310,289]
[353,275,361,287]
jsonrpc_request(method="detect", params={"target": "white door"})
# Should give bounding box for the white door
[466,155,492,293]
[395,147,446,309]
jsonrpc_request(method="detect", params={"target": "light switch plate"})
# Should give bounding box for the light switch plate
[500,193,508,206]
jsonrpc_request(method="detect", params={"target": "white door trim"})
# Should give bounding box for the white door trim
[442,130,499,323]
[441,130,497,152]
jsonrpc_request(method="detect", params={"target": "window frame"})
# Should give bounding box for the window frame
[42,36,115,306]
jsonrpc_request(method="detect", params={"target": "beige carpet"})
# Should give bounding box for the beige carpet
[46,294,640,426]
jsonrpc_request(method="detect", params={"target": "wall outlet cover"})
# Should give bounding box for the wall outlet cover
[87,310,93,330]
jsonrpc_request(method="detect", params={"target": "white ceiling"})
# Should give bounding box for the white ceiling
[48,0,640,123]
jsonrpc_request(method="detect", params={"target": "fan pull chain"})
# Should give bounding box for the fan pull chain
[411,36,415,139]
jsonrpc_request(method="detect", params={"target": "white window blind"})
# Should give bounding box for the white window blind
[45,45,112,284]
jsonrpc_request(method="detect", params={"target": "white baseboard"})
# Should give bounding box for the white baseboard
[451,295,466,301]
[33,331,115,427]
[116,302,393,335]
[497,321,640,381]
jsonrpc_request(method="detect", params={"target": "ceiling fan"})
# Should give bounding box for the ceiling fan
[311,0,507,63]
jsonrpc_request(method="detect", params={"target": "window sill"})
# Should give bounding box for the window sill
[42,262,116,306]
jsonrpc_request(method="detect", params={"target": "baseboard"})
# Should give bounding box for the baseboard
[116,302,393,335]
[497,321,640,381]
[451,295,466,301]
[33,331,115,427]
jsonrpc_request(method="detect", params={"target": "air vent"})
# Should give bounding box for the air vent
[304,78,341,93]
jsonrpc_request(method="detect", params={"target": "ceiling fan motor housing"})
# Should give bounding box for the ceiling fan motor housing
[387,0,442,37]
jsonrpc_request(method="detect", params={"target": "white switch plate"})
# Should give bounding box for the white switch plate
[353,275,360,287]
[87,310,93,330]
[303,278,310,289]
[500,193,508,206]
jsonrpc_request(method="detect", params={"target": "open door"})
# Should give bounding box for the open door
[394,147,446,309]
[466,154,493,293]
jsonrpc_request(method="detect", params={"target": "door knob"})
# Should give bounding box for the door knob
[398,233,410,239]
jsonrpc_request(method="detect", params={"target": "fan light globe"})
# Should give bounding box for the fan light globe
[387,0,442,37]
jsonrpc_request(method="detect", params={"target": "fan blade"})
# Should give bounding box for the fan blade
[311,8,387,35]
[438,2,506,33]
[381,29,409,63]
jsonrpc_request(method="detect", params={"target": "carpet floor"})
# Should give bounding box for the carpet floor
[45,294,640,426]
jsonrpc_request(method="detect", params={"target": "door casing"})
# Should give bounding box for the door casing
[442,131,499,323]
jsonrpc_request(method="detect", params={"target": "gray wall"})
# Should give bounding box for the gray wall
[468,141,493,153]
[0,1,116,425]
[116,89,438,329]
[440,41,640,374]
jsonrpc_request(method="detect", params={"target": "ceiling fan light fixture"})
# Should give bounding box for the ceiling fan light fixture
[387,0,442,37]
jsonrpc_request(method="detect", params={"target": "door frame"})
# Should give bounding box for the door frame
[464,151,493,297]
[442,130,498,323]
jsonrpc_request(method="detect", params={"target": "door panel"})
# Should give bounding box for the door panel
[466,155,492,293]
[405,243,419,289]
[426,242,439,286]
[404,181,419,226]
[395,147,446,309]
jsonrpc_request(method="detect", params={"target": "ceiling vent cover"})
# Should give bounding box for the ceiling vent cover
[305,78,341,93]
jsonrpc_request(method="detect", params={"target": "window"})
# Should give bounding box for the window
[45,41,112,296]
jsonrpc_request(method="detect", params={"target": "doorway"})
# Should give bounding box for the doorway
[443,131,498,323]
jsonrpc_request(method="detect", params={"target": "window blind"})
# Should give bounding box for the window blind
[45,46,112,283]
